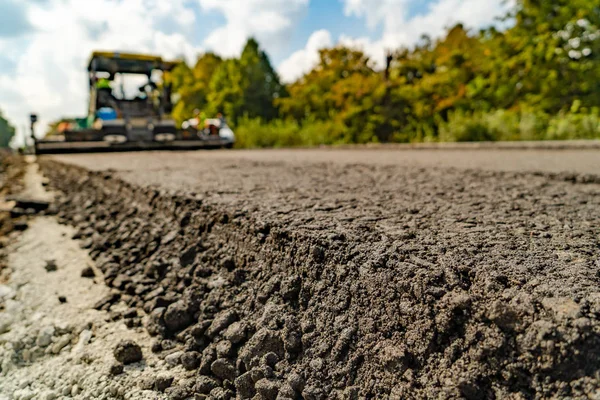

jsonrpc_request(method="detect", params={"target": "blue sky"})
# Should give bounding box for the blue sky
[182,1,431,65]
[0,0,512,142]
[285,1,377,63]
[186,0,380,65]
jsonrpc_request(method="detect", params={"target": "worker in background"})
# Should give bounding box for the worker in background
[96,78,116,109]
[96,78,112,90]
[217,112,227,127]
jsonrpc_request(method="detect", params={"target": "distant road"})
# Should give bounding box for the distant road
[50,146,600,176]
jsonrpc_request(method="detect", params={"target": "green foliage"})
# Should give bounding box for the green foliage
[436,109,599,143]
[234,117,297,148]
[278,47,405,144]
[206,59,245,121]
[237,39,285,121]
[170,53,223,125]
[169,3,599,146]
[546,110,600,140]
[234,117,347,148]
[515,111,548,141]
[439,111,497,142]
[171,39,283,125]
[0,110,15,148]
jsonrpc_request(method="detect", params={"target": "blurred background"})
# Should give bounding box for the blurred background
[0,0,598,148]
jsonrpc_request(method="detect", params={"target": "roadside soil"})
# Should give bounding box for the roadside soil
[0,217,174,400]
[0,158,185,400]
[0,155,27,239]
[19,147,600,399]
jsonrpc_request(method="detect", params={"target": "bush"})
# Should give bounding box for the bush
[394,118,438,143]
[429,109,598,143]
[233,109,600,148]
[438,110,497,142]
[517,111,549,141]
[485,110,520,141]
[298,118,347,146]
[234,118,301,148]
[546,111,600,140]
[234,117,349,148]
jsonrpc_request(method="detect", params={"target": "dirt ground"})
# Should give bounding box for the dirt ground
[0,217,175,400]
[31,148,600,399]
[0,158,192,400]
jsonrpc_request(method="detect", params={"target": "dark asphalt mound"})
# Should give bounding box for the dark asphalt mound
[40,158,600,399]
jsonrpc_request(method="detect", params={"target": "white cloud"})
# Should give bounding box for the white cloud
[198,0,309,58]
[343,0,513,65]
[343,0,411,30]
[278,30,332,83]
[277,0,511,82]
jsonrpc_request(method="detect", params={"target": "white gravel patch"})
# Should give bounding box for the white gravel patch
[0,162,185,400]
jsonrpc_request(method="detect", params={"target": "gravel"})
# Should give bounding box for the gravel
[44,260,57,272]
[0,216,172,400]
[113,340,143,364]
[80,266,95,278]
[0,161,175,400]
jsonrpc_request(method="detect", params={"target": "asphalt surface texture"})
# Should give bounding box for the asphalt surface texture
[41,148,600,399]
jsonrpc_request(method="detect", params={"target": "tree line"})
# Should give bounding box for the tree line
[169,0,599,147]
[35,0,599,146]
[0,111,15,148]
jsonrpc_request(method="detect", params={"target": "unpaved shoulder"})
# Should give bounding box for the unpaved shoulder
[0,169,187,400]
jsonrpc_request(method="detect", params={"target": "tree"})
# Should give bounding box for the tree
[0,110,15,148]
[207,38,284,123]
[206,59,246,121]
[277,46,415,143]
[170,53,223,125]
[501,0,600,111]
[239,38,285,121]
[278,47,375,122]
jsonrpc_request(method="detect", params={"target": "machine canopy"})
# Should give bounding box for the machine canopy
[88,52,179,75]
